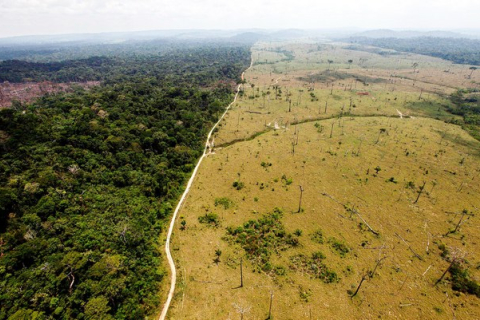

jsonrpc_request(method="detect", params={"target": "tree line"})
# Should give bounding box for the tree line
[347,37,480,66]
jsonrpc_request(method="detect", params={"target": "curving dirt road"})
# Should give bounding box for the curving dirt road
[158,63,251,320]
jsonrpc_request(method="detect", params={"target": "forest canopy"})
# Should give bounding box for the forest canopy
[346,37,480,66]
[0,41,251,319]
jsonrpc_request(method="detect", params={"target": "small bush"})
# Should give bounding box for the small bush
[214,197,234,209]
[198,213,220,227]
[449,262,480,297]
[386,177,398,183]
[310,230,324,244]
[290,252,338,283]
[261,161,272,169]
[328,237,350,257]
[232,181,245,190]
[406,181,415,189]
[281,174,293,185]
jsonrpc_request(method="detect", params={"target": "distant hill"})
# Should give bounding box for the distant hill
[351,29,476,39]
[268,28,309,40]
[0,29,265,46]
[228,32,269,44]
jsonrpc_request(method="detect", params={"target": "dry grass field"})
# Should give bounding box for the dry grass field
[166,40,480,319]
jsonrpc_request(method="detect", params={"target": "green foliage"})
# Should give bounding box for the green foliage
[328,237,350,257]
[232,181,245,190]
[198,213,220,227]
[261,161,272,169]
[225,208,299,272]
[214,197,234,209]
[290,252,338,283]
[299,287,312,302]
[406,181,416,189]
[310,230,324,244]
[0,44,251,85]
[447,89,480,142]
[84,296,114,320]
[294,229,303,237]
[0,42,251,319]
[449,262,480,297]
[281,174,293,185]
[386,177,398,184]
[180,219,187,231]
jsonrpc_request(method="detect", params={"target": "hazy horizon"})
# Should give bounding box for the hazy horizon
[1,0,480,39]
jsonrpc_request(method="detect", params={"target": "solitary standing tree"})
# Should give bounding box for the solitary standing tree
[412,62,419,73]
[328,60,334,71]
[469,66,477,79]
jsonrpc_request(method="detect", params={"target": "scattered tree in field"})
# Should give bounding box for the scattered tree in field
[347,59,353,69]
[375,128,387,144]
[468,66,477,79]
[214,249,222,264]
[327,59,334,70]
[412,62,419,73]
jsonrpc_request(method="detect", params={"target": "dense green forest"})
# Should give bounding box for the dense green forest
[0,42,250,319]
[0,44,248,84]
[448,89,480,140]
[346,37,480,66]
[0,39,219,62]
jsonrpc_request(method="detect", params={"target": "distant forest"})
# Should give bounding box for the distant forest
[0,43,248,84]
[346,37,480,66]
[0,42,251,319]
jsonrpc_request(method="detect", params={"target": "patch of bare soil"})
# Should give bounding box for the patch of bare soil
[0,81,99,108]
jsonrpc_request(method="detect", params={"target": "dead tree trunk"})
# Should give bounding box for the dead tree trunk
[350,274,367,298]
[435,259,457,286]
[298,185,304,213]
[395,233,423,261]
[414,181,427,204]
[445,210,468,236]
[240,258,244,288]
[267,291,274,319]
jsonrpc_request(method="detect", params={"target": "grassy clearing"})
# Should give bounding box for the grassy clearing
[169,40,480,320]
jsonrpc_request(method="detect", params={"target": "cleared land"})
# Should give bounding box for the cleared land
[168,41,480,319]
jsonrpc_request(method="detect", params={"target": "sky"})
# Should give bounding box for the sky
[0,0,479,38]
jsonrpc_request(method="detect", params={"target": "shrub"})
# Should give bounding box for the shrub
[214,197,234,209]
[232,181,245,190]
[310,230,324,244]
[328,237,350,257]
[290,252,338,283]
[198,213,220,227]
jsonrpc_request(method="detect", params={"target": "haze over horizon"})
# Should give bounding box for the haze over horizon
[1,0,479,39]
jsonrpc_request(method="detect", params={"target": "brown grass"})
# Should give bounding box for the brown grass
[167,40,480,320]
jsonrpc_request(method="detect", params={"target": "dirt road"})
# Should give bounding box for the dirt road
[158,65,251,319]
